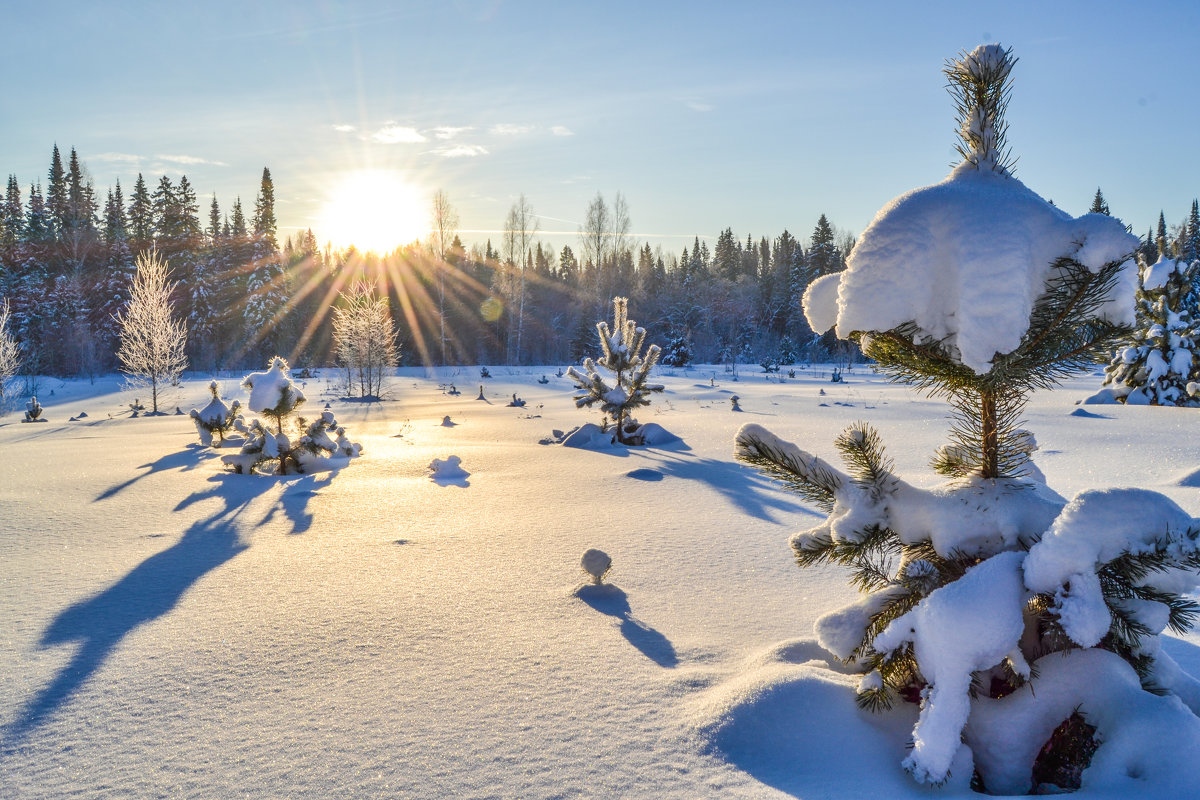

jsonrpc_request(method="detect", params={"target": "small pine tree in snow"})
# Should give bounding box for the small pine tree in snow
[736,45,1200,793]
[660,334,693,367]
[567,297,663,445]
[222,356,361,475]
[189,380,242,446]
[1102,246,1200,405]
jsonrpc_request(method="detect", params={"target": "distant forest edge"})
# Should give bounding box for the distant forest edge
[0,146,1184,376]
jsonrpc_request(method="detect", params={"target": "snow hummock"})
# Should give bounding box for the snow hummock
[803,168,1138,374]
[428,455,469,484]
[580,548,612,584]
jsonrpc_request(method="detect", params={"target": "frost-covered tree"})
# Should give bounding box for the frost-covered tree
[0,298,21,414]
[115,249,188,415]
[567,296,663,445]
[1102,246,1200,405]
[331,282,398,399]
[736,45,1200,793]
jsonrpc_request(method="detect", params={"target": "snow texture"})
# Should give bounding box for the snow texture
[242,357,306,416]
[803,167,1138,374]
[4,367,1200,799]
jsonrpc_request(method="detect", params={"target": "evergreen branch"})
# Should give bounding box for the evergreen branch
[734,424,842,513]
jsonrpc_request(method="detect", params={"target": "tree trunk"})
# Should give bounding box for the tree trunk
[981,389,999,479]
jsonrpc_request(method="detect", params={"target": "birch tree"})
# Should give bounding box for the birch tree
[430,189,459,365]
[502,194,537,365]
[0,299,21,414]
[115,249,188,414]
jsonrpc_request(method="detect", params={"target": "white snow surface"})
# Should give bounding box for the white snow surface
[804,168,1139,373]
[3,364,1200,798]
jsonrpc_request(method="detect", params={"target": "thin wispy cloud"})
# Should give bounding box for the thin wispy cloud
[92,152,142,164]
[157,154,229,166]
[371,124,427,144]
[491,123,534,136]
[432,144,489,158]
[551,126,574,137]
[686,101,714,112]
[332,123,357,133]
[432,126,472,140]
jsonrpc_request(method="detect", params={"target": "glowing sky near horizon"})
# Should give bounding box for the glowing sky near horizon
[6,0,1200,255]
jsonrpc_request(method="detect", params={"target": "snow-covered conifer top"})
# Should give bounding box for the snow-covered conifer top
[803,45,1139,375]
[242,356,305,415]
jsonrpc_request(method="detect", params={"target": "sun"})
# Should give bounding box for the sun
[317,170,427,254]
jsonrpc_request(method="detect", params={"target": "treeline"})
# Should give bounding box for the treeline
[0,146,863,376]
[15,147,1190,378]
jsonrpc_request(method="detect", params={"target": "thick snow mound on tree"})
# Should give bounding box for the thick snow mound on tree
[967,648,1200,796]
[804,167,1138,374]
[243,357,306,415]
[1023,488,1200,647]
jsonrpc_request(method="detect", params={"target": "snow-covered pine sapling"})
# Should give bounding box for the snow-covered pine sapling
[189,380,242,446]
[222,356,360,475]
[581,548,612,585]
[567,297,664,445]
[1101,242,1200,405]
[22,396,42,422]
[735,46,1200,793]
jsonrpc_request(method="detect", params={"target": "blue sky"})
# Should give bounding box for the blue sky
[6,0,1199,255]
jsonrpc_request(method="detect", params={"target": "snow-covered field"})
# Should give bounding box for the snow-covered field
[2,364,1198,798]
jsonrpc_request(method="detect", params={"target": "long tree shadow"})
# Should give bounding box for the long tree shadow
[576,583,678,668]
[95,443,214,501]
[632,449,811,523]
[3,473,322,746]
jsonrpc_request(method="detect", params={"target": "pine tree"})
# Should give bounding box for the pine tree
[567,296,663,445]
[243,169,285,363]
[1089,187,1110,216]
[45,145,67,242]
[127,173,153,251]
[733,45,1190,792]
[1102,244,1200,405]
[1185,199,1200,263]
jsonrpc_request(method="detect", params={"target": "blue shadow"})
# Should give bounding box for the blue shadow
[4,473,321,745]
[576,583,677,668]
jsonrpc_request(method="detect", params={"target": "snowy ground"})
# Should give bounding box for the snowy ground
[2,363,1198,799]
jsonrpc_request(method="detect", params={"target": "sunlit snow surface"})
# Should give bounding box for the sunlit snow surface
[2,365,1199,798]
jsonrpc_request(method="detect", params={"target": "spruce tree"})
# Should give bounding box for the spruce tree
[127,173,153,251]
[1102,244,1200,405]
[1089,187,1110,216]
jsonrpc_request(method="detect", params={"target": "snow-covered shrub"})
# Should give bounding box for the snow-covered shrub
[115,249,188,415]
[22,395,43,422]
[735,45,1200,794]
[221,356,361,475]
[1101,247,1200,405]
[331,282,398,399]
[189,380,242,447]
[567,297,664,445]
[581,548,612,584]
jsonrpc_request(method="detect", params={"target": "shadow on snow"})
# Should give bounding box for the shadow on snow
[576,583,678,668]
[94,443,212,501]
[3,472,327,746]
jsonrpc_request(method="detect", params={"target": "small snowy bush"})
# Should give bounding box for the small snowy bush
[189,381,242,446]
[222,356,361,475]
[567,297,664,446]
[580,548,612,584]
[736,45,1200,795]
